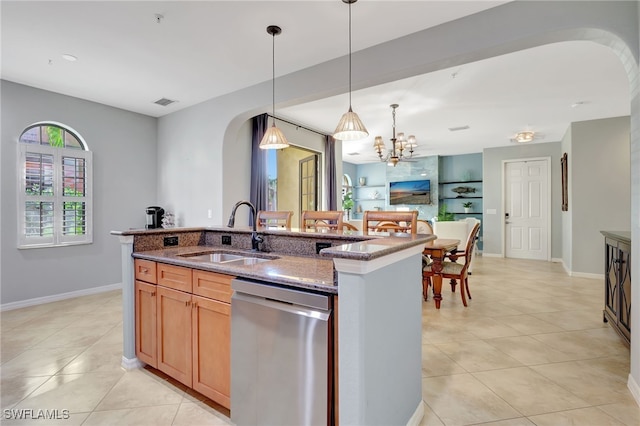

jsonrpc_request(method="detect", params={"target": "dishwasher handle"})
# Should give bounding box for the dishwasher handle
[232,291,331,321]
[232,278,330,311]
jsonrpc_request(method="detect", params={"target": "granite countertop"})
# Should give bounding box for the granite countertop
[133,245,338,293]
[126,227,435,294]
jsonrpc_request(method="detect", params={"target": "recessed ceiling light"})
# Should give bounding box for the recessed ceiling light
[448,125,470,132]
[571,101,588,108]
[62,54,77,62]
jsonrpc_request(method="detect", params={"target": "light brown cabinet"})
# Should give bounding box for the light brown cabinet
[192,294,231,408]
[134,259,232,408]
[157,285,193,386]
[135,280,157,367]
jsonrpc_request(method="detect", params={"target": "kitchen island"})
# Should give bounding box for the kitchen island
[112,226,434,425]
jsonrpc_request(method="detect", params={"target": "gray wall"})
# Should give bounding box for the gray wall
[157,111,339,228]
[561,126,573,270]
[568,117,631,275]
[0,81,157,305]
[632,0,640,397]
[482,116,630,276]
[482,141,563,259]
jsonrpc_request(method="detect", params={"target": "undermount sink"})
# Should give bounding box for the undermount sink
[178,250,276,265]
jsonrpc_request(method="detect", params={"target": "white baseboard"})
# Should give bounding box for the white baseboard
[551,257,563,263]
[628,374,640,407]
[569,271,603,280]
[481,253,502,258]
[406,401,425,426]
[121,356,145,370]
[1,283,122,311]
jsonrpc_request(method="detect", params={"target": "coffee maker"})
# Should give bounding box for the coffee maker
[146,206,164,229]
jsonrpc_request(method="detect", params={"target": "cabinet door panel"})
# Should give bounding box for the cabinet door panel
[192,295,230,408]
[192,270,233,303]
[604,241,618,316]
[135,280,157,367]
[618,243,631,339]
[158,263,192,293]
[135,259,157,284]
[157,286,192,386]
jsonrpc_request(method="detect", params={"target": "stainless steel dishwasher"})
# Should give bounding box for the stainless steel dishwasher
[231,278,332,426]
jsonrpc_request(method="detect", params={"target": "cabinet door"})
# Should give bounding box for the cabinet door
[192,295,231,409]
[618,242,631,339]
[604,240,618,318]
[135,280,157,368]
[157,286,192,387]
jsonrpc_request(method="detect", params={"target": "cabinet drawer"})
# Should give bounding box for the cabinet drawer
[135,259,157,284]
[192,270,234,303]
[157,263,193,292]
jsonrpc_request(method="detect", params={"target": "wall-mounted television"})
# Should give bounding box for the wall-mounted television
[389,179,431,205]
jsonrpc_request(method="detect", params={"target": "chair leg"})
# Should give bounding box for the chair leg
[422,275,428,301]
[459,279,467,307]
[465,277,472,300]
[450,278,457,292]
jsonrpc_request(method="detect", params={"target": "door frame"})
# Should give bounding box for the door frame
[501,156,552,260]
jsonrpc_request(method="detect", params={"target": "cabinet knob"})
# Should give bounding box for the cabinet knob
[151,291,156,297]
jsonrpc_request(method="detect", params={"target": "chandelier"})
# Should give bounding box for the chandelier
[373,104,417,167]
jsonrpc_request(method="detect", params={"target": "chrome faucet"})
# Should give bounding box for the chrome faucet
[227,200,263,251]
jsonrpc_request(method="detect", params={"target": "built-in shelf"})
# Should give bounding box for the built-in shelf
[355,198,386,202]
[440,196,483,200]
[355,185,385,189]
[439,180,482,184]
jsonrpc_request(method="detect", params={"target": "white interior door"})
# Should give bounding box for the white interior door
[505,159,550,260]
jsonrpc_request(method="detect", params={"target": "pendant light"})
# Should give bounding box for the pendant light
[333,0,368,141]
[260,25,289,149]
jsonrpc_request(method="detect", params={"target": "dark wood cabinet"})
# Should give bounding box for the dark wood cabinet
[602,231,631,345]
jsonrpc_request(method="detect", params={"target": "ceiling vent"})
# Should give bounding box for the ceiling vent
[448,125,470,132]
[154,98,177,107]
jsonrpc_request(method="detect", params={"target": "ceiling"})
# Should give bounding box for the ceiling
[1,1,631,164]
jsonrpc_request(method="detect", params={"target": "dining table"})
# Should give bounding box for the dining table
[422,238,461,309]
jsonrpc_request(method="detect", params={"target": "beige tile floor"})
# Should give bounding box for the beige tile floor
[1,256,639,425]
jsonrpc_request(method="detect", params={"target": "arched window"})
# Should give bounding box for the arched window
[17,122,92,248]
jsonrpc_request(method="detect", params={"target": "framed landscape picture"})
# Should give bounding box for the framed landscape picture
[561,153,568,211]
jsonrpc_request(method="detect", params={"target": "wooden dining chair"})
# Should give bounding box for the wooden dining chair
[422,222,481,306]
[416,219,434,234]
[300,210,343,230]
[256,210,293,229]
[362,210,418,234]
[342,222,359,231]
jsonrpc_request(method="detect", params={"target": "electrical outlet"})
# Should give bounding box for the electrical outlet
[316,242,332,254]
[222,235,232,245]
[164,236,179,247]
